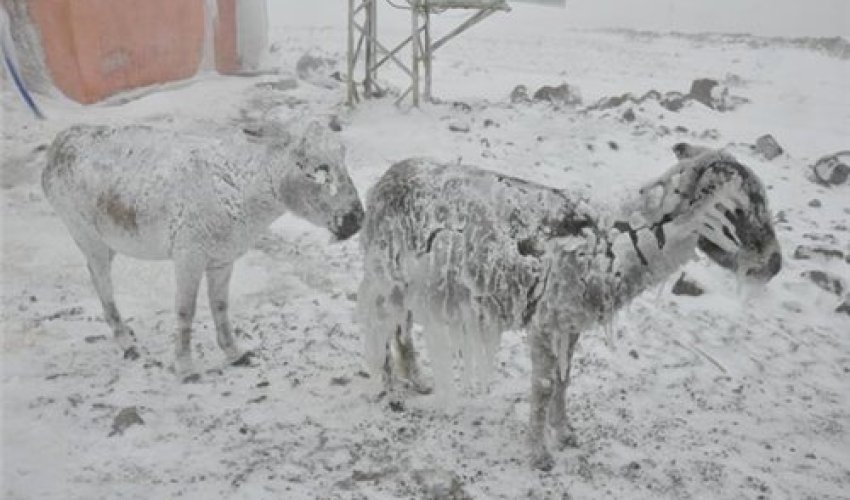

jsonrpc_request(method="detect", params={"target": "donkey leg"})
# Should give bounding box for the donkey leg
[549,331,580,449]
[206,262,251,366]
[173,257,205,382]
[529,329,556,471]
[72,230,137,360]
[394,310,431,394]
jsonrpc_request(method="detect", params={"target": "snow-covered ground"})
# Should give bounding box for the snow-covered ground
[2,2,849,499]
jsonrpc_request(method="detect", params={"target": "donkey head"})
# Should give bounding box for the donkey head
[277,121,364,241]
[643,143,782,282]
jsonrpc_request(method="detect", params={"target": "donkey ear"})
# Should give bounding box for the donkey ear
[672,143,692,159]
[672,142,714,160]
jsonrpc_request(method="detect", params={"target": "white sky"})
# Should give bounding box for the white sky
[561,0,850,37]
[267,0,850,38]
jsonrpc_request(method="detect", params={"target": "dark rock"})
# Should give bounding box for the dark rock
[755,134,784,160]
[812,151,850,185]
[255,78,298,92]
[687,79,747,111]
[803,232,838,244]
[330,376,351,386]
[802,270,844,296]
[793,245,844,261]
[700,129,720,140]
[328,115,342,132]
[413,468,471,500]
[671,272,705,296]
[483,118,498,128]
[688,79,720,108]
[660,91,686,112]
[509,85,531,104]
[448,122,470,133]
[143,359,163,369]
[608,141,619,151]
[351,467,398,482]
[451,101,473,113]
[532,83,582,106]
[109,406,144,437]
[295,53,339,88]
[723,73,746,87]
[623,108,636,122]
[593,93,631,110]
[808,199,821,208]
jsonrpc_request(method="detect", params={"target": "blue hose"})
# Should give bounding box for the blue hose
[3,48,45,119]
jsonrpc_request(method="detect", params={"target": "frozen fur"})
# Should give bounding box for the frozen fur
[42,121,364,379]
[358,144,781,470]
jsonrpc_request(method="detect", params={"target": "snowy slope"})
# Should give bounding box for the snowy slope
[2,2,849,499]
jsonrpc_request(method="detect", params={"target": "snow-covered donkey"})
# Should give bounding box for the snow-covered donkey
[358,144,781,470]
[43,121,364,380]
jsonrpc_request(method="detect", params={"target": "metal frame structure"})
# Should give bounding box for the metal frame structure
[346,0,509,107]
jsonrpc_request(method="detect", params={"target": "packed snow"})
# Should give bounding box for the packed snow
[2,1,849,499]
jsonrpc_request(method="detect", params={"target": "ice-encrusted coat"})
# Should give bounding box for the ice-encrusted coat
[359,147,781,470]
[43,122,364,377]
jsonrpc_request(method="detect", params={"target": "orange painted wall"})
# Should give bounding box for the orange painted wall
[26,0,222,104]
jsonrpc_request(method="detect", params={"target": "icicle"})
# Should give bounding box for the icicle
[734,265,749,297]
[557,332,570,380]
[603,317,616,351]
[655,276,667,300]
[422,319,457,398]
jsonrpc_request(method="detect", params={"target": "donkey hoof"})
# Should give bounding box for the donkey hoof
[123,346,140,361]
[531,450,555,472]
[406,379,433,395]
[388,399,405,413]
[230,351,255,367]
[182,373,201,384]
[556,432,579,450]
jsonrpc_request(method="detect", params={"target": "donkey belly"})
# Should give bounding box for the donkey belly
[96,224,173,260]
[52,198,174,261]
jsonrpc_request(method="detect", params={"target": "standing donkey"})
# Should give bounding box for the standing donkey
[43,121,364,380]
[358,144,781,469]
